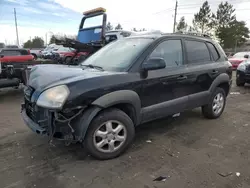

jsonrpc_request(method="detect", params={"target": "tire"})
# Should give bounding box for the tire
[64,56,72,64]
[236,78,245,86]
[32,54,37,60]
[78,55,87,62]
[84,108,135,160]
[202,87,226,119]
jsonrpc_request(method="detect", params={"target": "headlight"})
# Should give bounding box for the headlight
[37,85,70,109]
[237,63,246,71]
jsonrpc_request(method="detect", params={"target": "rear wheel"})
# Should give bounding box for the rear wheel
[64,56,72,64]
[32,54,37,60]
[84,108,135,160]
[202,88,226,119]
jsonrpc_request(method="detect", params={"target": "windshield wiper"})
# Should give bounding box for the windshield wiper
[81,64,104,71]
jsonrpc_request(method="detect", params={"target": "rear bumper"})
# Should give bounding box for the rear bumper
[237,70,250,82]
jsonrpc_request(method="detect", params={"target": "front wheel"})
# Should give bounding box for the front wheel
[236,78,245,86]
[202,88,226,119]
[84,108,135,160]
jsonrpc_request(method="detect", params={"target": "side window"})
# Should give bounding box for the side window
[149,40,183,67]
[185,40,211,64]
[207,42,220,61]
[20,50,28,55]
[3,50,21,56]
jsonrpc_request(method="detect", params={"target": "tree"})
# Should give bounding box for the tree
[32,37,44,48]
[115,23,122,30]
[23,40,32,48]
[217,20,249,48]
[23,37,44,48]
[176,16,187,32]
[106,22,113,31]
[49,35,57,44]
[192,1,213,34]
[212,1,236,29]
[132,28,146,32]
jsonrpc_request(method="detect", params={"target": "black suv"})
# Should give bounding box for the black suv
[21,33,232,160]
[236,59,250,86]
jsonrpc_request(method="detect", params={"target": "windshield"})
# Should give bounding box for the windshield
[233,52,250,58]
[81,38,153,71]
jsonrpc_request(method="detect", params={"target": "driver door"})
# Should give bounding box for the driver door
[140,39,189,122]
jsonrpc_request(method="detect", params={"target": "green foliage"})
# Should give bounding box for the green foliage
[132,28,146,32]
[192,1,213,34]
[23,37,44,48]
[115,23,122,30]
[176,16,187,32]
[23,40,32,48]
[217,20,249,48]
[49,35,57,44]
[212,1,249,48]
[212,1,236,28]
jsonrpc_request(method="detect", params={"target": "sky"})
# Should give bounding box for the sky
[0,0,250,45]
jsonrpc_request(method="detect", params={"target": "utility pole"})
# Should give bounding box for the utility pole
[14,8,19,46]
[173,0,178,33]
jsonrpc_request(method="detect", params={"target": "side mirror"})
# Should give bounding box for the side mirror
[141,57,166,71]
[244,54,249,59]
[0,54,4,58]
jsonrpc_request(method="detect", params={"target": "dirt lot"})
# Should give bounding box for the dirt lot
[1,74,250,188]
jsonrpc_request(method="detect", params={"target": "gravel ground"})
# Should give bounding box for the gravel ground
[1,73,250,188]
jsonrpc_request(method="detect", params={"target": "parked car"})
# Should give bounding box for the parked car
[53,47,88,64]
[41,44,60,59]
[0,43,6,49]
[0,48,34,89]
[0,48,33,63]
[236,59,250,86]
[6,45,19,48]
[105,30,135,43]
[30,48,44,60]
[228,52,250,69]
[21,33,232,160]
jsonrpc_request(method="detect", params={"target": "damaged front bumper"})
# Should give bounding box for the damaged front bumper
[21,107,47,135]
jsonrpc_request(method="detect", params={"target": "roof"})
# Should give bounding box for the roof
[106,30,134,34]
[0,48,27,51]
[127,32,213,42]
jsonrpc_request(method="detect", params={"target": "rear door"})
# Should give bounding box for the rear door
[183,39,220,108]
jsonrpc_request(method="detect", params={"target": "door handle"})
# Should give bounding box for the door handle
[177,75,187,80]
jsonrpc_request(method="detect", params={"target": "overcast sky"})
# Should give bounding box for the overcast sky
[0,0,250,45]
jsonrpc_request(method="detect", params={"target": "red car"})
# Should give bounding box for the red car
[0,48,34,62]
[54,47,88,63]
[228,52,250,69]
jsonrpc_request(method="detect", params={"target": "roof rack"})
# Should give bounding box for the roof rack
[174,31,211,38]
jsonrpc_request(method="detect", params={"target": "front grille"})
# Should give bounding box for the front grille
[25,99,36,121]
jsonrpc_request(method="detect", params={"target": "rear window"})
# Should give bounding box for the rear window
[207,42,220,61]
[2,50,21,56]
[185,40,211,64]
[2,50,28,56]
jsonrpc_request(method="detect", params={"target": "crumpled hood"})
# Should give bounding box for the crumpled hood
[28,64,117,90]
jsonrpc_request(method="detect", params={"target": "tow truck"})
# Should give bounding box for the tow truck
[55,7,131,64]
